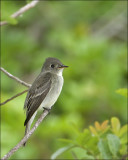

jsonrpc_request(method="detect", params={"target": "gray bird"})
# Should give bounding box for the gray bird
[24,57,68,145]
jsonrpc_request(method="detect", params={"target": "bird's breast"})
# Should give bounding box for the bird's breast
[39,75,63,110]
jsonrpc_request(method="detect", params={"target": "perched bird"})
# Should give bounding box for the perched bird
[23,57,68,145]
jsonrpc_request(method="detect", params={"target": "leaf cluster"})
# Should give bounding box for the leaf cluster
[51,117,127,159]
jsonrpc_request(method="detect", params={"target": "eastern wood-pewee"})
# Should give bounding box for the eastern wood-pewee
[23,57,68,145]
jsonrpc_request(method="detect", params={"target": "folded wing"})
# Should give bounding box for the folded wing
[24,72,52,126]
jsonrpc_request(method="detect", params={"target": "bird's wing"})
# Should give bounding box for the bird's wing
[24,72,52,126]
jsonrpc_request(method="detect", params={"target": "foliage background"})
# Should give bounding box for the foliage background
[1,1,127,159]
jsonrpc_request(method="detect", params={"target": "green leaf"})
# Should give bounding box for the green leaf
[116,88,128,98]
[76,129,91,146]
[70,122,81,135]
[58,138,76,145]
[98,139,112,159]
[118,125,128,145]
[118,125,128,137]
[119,144,127,155]
[111,117,120,134]
[71,147,95,159]
[120,133,127,144]
[51,145,74,160]
[89,126,98,136]
[85,136,99,154]
[107,134,120,157]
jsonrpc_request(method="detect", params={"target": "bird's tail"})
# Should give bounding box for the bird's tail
[23,111,37,147]
[23,122,30,146]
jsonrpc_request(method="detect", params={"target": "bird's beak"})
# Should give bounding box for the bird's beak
[58,65,69,68]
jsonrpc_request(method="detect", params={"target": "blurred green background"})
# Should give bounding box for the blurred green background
[1,1,127,159]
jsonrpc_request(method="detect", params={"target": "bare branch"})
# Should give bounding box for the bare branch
[0,67,31,88]
[2,109,49,160]
[0,89,28,106]
[92,11,126,40]
[0,0,39,26]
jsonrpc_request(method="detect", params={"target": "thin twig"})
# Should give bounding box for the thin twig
[92,11,126,40]
[2,109,49,160]
[0,89,28,106]
[0,0,39,26]
[0,67,31,88]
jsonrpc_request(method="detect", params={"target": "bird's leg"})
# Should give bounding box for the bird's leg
[43,107,51,113]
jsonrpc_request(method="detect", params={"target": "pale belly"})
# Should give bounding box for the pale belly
[39,75,63,110]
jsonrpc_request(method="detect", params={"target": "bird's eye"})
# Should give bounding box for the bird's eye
[51,64,55,68]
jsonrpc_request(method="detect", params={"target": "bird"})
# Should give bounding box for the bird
[23,57,68,146]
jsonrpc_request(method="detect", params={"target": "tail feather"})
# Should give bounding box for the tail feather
[23,123,30,146]
[23,111,37,147]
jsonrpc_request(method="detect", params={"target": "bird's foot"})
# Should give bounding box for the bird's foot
[43,107,51,113]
